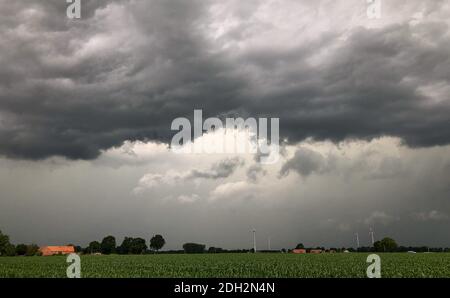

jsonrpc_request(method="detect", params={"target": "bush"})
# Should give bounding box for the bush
[15,244,28,256]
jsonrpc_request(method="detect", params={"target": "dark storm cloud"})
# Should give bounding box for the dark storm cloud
[273,24,450,147]
[0,0,245,159]
[0,0,450,160]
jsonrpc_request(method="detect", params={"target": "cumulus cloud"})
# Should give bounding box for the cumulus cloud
[134,157,244,194]
[210,181,257,201]
[177,194,201,204]
[246,164,267,183]
[190,157,245,179]
[279,137,407,179]
[279,147,327,177]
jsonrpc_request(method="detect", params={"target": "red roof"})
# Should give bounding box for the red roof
[39,246,75,256]
[292,249,307,254]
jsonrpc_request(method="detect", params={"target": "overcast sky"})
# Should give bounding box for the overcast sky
[0,0,449,249]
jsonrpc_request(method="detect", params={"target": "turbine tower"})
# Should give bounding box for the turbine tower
[252,229,257,253]
[355,233,360,249]
[369,228,375,246]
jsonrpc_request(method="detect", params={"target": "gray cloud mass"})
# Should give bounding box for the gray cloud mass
[0,0,449,160]
[280,147,326,177]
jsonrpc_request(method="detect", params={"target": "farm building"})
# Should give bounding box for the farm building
[292,249,307,254]
[39,246,75,256]
[310,249,323,254]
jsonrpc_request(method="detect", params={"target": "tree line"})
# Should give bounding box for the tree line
[0,232,40,256]
[2,229,450,256]
[79,241,236,254]
[73,234,167,255]
[0,230,166,256]
[293,237,450,253]
[0,230,39,256]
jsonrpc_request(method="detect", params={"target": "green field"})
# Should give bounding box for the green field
[1,253,449,278]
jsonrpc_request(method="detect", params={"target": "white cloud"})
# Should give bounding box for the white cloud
[412,210,449,222]
[133,157,245,194]
[177,194,201,204]
[279,137,406,180]
[210,181,257,201]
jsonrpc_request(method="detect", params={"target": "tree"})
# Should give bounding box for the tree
[25,244,40,256]
[88,241,101,254]
[0,230,12,256]
[100,236,116,255]
[118,237,134,255]
[130,238,147,254]
[373,241,382,252]
[0,230,15,257]
[374,237,398,252]
[4,244,16,256]
[150,235,166,252]
[1,231,39,257]
[208,247,225,253]
[295,243,305,249]
[381,237,398,252]
[183,243,206,254]
[16,244,28,256]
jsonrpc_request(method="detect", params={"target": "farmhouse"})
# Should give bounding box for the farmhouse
[292,249,307,254]
[39,246,75,256]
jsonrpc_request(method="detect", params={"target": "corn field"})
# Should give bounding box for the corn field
[1,253,449,278]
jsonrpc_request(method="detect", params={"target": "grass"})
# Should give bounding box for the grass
[0,253,449,278]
